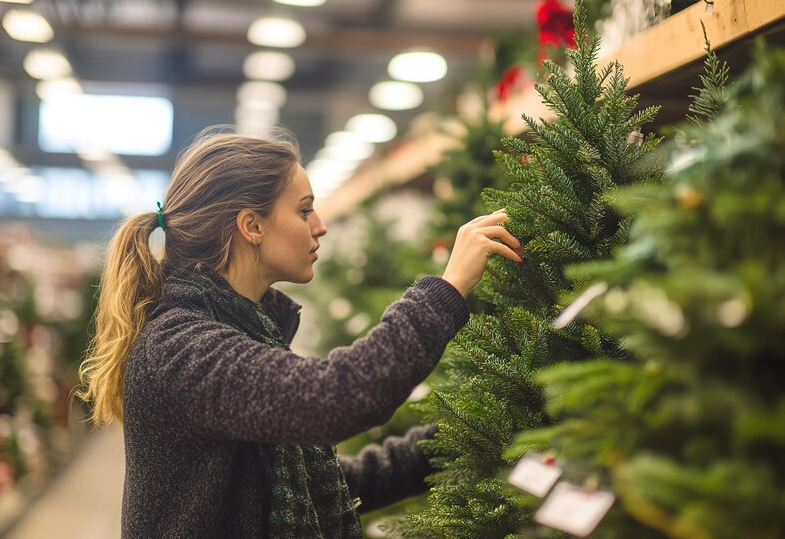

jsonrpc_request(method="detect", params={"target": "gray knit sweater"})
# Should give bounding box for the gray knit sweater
[121,272,469,538]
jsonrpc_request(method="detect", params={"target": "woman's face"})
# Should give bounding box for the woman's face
[258,164,327,285]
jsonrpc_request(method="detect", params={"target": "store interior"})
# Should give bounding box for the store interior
[1,0,784,538]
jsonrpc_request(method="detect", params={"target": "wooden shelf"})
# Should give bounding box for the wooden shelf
[318,0,785,222]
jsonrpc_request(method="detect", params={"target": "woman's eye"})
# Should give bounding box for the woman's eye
[302,208,314,217]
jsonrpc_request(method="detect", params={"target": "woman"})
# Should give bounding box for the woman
[79,128,523,538]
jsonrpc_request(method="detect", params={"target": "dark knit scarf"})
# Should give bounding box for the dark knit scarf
[167,263,363,539]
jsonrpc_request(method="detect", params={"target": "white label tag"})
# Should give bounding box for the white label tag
[507,453,562,497]
[535,482,615,537]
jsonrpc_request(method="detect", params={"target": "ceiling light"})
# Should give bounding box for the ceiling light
[236,81,287,107]
[322,131,375,161]
[272,0,326,6]
[0,1,34,4]
[247,17,306,48]
[307,158,357,197]
[2,9,53,42]
[35,77,83,100]
[369,81,423,111]
[243,51,295,81]
[345,113,397,143]
[235,106,280,127]
[23,49,72,80]
[388,51,447,83]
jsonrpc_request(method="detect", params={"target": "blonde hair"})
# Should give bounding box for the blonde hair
[78,127,301,424]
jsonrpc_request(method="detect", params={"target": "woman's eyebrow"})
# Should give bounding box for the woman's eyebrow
[300,194,315,202]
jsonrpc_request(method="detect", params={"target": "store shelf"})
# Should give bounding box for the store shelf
[318,0,785,222]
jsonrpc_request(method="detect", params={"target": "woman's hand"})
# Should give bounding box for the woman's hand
[441,209,523,298]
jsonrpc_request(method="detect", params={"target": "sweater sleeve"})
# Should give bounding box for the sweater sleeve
[339,424,436,514]
[139,276,468,445]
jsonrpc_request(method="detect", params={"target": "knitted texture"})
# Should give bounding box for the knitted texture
[121,263,469,538]
[170,263,362,539]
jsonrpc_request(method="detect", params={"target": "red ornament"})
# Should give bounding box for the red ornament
[535,0,577,62]
[494,65,527,102]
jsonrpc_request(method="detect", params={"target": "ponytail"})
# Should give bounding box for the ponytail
[78,128,301,424]
[78,212,164,424]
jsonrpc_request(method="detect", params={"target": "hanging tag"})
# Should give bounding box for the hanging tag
[507,452,562,497]
[535,482,615,537]
[553,282,608,329]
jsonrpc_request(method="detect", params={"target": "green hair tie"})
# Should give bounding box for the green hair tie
[156,201,166,230]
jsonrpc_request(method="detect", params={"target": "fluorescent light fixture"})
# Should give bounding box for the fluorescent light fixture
[388,51,447,83]
[369,81,423,110]
[23,49,72,80]
[272,0,326,6]
[0,0,34,4]
[39,94,173,156]
[2,9,53,43]
[322,131,375,161]
[247,17,306,48]
[237,81,287,107]
[307,158,357,197]
[345,113,397,143]
[35,77,83,100]
[243,51,295,81]
[6,175,44,203]
[235,106,280,131]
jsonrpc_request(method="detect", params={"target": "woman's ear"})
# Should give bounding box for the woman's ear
[235,209,265,245]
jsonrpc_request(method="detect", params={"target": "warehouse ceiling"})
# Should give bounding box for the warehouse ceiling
[0,0,537,169]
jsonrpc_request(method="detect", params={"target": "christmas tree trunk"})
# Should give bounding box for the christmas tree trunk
[511,41,785,539]
[390,1,664,537]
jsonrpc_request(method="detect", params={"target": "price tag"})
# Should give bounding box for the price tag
[535,482,615,537]
[507,452,562,497]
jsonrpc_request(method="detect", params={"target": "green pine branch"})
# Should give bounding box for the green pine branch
[516,41,785,539]
[687,22,731,129]
[394,0,665,537]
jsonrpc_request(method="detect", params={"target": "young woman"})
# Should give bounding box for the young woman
[79,128,523,538]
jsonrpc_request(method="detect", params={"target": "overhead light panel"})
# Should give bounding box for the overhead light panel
[247,17,306,48]
[243,51,295,81]
[369,81,423,111]
[23,49,72,80]
[388,51,447,83]
[237,81,287,108]
[345,113,397,143]
[0,1,35,4]
[2,10,54,43]
[272,0,326,6]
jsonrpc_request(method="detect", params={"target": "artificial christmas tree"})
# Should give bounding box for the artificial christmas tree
[391,1,665,537]
[510,41,785,539]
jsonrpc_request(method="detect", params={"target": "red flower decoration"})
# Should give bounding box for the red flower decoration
[494,65,526,102]
[535,0,576,61]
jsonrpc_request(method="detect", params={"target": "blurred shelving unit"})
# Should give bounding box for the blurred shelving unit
[318,0,785,222]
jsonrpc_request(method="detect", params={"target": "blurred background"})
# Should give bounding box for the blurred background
[1,0,778,537]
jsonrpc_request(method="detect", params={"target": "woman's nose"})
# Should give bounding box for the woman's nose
[312,212,327,237]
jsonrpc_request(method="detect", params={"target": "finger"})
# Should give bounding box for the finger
[487,240,524,263]
[478,225,521,249]
[467,209,508,225]
[471,212,510,227]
